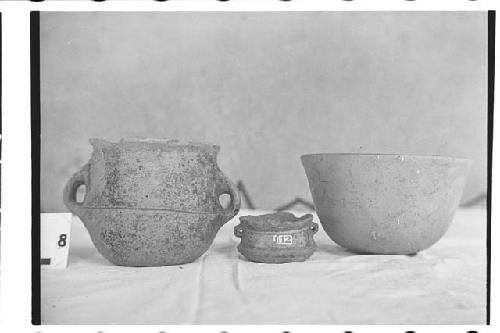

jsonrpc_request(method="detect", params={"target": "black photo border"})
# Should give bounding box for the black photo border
[31,10,41,326]
[487,9,495,325]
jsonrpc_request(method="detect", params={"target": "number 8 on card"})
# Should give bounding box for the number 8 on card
[40,213,72,269]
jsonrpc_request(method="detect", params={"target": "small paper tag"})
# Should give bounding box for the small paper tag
[40,213,72,269]
[273,234,293,245]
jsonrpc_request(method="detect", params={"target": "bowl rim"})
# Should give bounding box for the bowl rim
[300,153,471,163]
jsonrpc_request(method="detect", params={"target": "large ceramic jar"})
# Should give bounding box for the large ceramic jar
[63,138,240,266]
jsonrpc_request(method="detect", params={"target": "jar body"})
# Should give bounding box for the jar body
[64,139,240,266]
[234,213,318,264]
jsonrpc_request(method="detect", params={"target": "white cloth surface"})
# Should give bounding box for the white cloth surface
[41,208,487,324]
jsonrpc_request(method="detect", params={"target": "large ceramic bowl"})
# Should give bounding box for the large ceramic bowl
[301,154,471,254]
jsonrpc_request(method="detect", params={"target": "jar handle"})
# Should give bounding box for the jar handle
[63,163,90,217]
[216,171,241,216]
[234,224,244,238]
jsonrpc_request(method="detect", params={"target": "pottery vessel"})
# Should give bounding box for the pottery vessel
[63,138,240,266]
[301,154,470,254]
[234,212,318,263]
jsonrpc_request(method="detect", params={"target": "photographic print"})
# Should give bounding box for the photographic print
[37,11,489,324]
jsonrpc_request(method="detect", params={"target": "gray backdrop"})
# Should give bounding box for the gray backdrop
[41,11,487,213]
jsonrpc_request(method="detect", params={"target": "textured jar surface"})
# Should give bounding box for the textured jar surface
[235,213,318,263]
[63,138,240,266]
[85,139,226,213]
[301,154,470,254]
[81,208,230,266]
[237,228,317,264]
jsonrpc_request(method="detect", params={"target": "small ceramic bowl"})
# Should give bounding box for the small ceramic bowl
[234,212,318,263]
[301,153,471,254]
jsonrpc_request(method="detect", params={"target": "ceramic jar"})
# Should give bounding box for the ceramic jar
[63,138,240,266]
[234,212,318,263]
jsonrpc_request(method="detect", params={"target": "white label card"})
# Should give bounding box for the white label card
[273,234,293,245]
[40,213,72,269]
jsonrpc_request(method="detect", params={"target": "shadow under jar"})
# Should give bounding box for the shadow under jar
[63,138,240,266]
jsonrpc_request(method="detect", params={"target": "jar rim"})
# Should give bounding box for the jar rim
[89,138,220,152]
